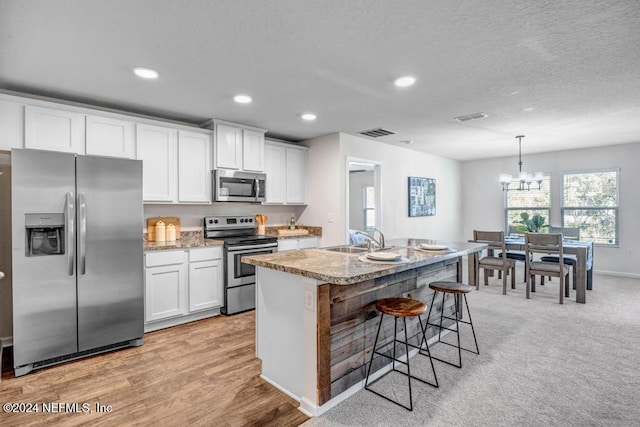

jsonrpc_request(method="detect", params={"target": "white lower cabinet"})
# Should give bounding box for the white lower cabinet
[145,246,223,331]
[145,250,187,322]
[278,237,319,252]
[188,247,223,312]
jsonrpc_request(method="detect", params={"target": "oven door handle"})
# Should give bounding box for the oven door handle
[227,243,278,252]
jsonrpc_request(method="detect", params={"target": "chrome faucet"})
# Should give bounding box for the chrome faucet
[354,229,385,251]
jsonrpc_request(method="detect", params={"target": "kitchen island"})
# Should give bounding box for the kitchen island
[242,238,486,416]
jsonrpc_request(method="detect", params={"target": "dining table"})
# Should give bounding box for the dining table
[468,236,593,303]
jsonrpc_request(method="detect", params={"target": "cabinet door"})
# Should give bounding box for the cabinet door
[145,263,187,322]
[178,130,211,203]
[264,142,286,204]
[24,105,85,154]
[285,147,307,204]
[242,129,265,172]
[215,124,242,169]
[136,124,177,202]
[298,237,319,249]
[86,115,135,158]
[278,239,299,252]
[0,99,23,150]
[188,259,223,312]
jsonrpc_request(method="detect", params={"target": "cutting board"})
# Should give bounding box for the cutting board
[147,217,181,241]
[277,228,310,237]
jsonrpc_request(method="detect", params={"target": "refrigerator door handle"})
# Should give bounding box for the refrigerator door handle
[78,192,87,275]
[65,192,75,276]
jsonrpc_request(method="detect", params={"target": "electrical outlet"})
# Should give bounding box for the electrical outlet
[327,213,335,223]
[305,289,314,310]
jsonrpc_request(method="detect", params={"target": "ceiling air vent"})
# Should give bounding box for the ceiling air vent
[359,127,397,138]
[453,112,488,122]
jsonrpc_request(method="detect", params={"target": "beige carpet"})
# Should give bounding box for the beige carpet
[303,267,640,427]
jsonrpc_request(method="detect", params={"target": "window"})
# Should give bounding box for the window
[504,176,551,233]
[561,170,618,245]
[363,186,376,231]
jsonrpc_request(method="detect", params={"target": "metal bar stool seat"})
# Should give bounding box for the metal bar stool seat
[426,281,479,368]
[364,297,438,411]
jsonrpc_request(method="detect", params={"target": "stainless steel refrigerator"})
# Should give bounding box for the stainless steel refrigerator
[11,149,144,376]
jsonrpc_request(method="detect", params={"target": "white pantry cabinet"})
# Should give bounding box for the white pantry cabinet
[24,105,85,154]
[136,124,178,202]
[86,115,136,158]
[264,141,308,204]
[242,129,265,172]
[145,250,188,322]
[178,130,212,203]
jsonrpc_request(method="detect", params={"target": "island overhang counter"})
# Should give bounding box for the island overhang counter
[242,239,486,417]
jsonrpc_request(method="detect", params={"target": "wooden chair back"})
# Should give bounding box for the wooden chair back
[525,232,564,257]
[548,226,580,240]
[473,230,506,254]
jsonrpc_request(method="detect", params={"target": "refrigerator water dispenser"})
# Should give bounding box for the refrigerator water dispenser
[25,213,65,256]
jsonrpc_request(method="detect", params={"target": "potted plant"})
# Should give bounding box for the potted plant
[514,212,548,233]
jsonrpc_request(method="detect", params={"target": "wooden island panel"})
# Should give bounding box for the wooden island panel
[318,257,461,403]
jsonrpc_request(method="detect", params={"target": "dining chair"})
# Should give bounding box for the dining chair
[473,230,516,295]
[497,225,528,282]
[524,233,570,304]
[540,226,580,289]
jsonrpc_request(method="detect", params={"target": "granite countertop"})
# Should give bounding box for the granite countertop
[242,238,487,285]
[144,231,223,251]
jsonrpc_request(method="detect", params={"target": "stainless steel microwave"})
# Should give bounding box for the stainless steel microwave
[213,169,266,202]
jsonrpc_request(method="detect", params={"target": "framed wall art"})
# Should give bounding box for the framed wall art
[408,176,436,217]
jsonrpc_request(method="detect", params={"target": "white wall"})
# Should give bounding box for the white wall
[461,142,640,277]
[348,170,374,231]
[302,133,463,246]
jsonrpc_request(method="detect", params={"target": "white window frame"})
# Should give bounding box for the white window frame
[560,168,619,246]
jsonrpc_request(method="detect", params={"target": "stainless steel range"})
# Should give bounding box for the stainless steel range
[204,215,278,315]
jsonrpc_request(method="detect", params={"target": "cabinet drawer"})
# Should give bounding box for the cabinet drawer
[298,237,319,249]
[145,250,185,267]
[189,247,222,262]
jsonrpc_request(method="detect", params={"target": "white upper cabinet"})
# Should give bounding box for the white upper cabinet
[285,146,307,204]
[209,120,266,172]
[24,105,85,154]
[0,99,23,151]
[242,129,265,172]
[178,130,211,203]
[215,124,243,170]
[264,142,286,203]
[136,124,177,203]
[264,141,308,205]
[86,115,135,158]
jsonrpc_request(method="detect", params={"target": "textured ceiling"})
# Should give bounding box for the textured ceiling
[1,0,639,161]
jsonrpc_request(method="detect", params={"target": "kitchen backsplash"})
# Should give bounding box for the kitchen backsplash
[144,203,308,231]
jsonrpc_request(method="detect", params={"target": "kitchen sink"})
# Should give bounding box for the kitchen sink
[322,245,369,254]
[322,245,398,254]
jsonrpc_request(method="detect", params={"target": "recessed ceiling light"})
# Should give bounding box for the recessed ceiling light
[301,113,317,121]
[133,67,159,79]
[394,76,416,87]
[233,94,252,104]
[522,107,535,112]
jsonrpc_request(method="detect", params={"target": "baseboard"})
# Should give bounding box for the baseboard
[0,336,13,347]
[260,373,301,402]
[594,269,640,279]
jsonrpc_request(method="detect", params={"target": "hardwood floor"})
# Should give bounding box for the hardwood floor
[0,311,309,426]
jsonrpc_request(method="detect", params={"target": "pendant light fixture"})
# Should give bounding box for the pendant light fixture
[499,135,544,191]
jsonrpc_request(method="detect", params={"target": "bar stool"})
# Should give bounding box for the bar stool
[364,297,438,411]
[426,281,479,368]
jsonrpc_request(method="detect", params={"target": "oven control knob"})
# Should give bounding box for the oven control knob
[214,219,219,224]
[208,219,213,224]
[240,218,244,223]
[248,218,253,222]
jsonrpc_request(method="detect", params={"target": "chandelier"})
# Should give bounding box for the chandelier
[499,135,544,191]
